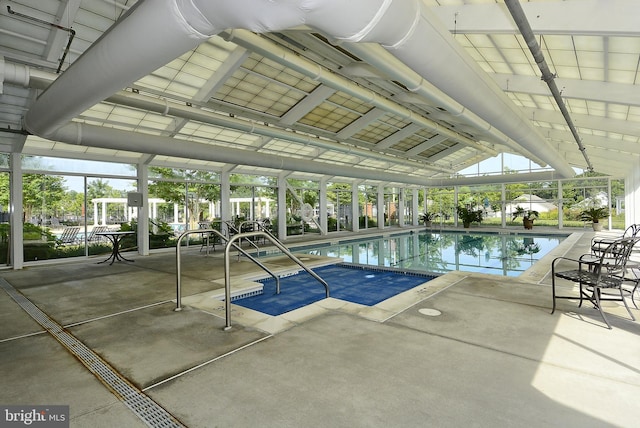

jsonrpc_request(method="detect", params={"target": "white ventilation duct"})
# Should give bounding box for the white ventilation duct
[24,0,575,178]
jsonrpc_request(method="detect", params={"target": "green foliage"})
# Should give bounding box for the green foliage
[579,207,609,223]
[359,216,377,228]
[511,206,539,221]
[456,205,483,226]
[419,212,438,224]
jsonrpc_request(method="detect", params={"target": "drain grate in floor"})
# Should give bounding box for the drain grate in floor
[0,278,185,428]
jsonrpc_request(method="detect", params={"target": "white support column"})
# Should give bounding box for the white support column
[101,201,107,225]
[377,185,385,229]
[398,188,405,228]
[625,166,640,227]
[173,203,179,223]
[412,188,419,226]
[557,180,563,229]
[501,184,506,228]
[278,173,287,241]
[138,164,149,255]
[319,178,327,235]
[454,186,459,227]
[9,153,24,269]
[351,182,359,233]
[607,178,612,230]
[93,201,99,225]
[221,170,231,222]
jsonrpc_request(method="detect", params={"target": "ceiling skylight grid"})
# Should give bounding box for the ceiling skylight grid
[179,122,260,147]
[356,158,390,169]
[317,151,361,164]
[299,102,359,133]
[243,54,318,92]
[261,140,319,157]
[326,92,372,115]
[352,121,400,144]
[377,114,411,130]
[216,72,302,116]
[391,139,420,152]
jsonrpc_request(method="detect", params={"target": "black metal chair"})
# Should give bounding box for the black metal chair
[551,237,639,329]
[590,224,640,256]
[198,221,216,252]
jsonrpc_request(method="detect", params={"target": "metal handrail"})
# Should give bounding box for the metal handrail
[223,230,330,330]
[174,228,280,312]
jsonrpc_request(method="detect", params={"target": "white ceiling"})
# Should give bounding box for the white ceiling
[1,0,639,185]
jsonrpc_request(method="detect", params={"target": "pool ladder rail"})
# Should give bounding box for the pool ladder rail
[174,228,330,330]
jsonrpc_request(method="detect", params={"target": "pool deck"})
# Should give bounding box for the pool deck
[1,226,639,427]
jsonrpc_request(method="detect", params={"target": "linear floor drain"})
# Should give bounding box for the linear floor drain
[0,278,185,428]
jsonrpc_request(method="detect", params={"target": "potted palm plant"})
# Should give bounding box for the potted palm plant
[419,212,438,228]
[579,206,609,231]
[512,206,539,230]
[456,205,483,228]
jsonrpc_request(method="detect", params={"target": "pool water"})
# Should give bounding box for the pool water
[293,231,567,277]
[234,264,435,316]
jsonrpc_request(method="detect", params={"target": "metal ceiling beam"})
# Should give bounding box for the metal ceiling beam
[505,0,594,173]
[492,74,640,107]
[405,134,448,156]
[431,0,640,37]
[280,84,335,125]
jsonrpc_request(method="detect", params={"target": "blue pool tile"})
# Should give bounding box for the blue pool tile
[234,265,434,316]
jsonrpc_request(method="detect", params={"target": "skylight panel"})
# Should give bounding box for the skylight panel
[579,68,604,81]
[262,140,318,157]
[300,103,358,132]
[499,47,530,66]
[353,121,397,144]
[609,36,640,52]
[317,151,361,164]
[327,92,371,115]
[554,66,580,80]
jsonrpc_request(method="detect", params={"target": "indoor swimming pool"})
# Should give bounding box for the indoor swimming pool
[290,230,568,277]
[233,264,436,316]
[234,230,567,316]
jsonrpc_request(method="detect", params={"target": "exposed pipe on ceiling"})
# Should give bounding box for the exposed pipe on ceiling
[51,122,437,186]
[7,5,76,74]
[23,0,574,178]
[504,0,594,173]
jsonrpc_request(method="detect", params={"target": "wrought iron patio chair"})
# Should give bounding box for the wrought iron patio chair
[198,221,218,252]
[551,237,639,329]
[590,224,640,256]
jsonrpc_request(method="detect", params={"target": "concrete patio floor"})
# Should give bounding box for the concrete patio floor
[1,229,639,427]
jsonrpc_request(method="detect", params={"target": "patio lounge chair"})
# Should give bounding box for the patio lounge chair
[87,225,111,243]
[551,237,639,329]
[58,226,80,245]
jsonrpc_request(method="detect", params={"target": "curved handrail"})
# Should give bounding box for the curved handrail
[174,228,280,312]
[223,230,330,330]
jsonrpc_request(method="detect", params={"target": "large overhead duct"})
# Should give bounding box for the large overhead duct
[24,0,574,178]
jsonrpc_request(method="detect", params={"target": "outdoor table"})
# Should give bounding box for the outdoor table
[96,231,135,265]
